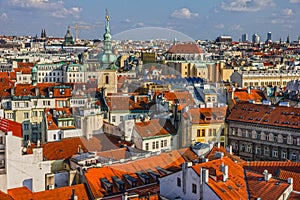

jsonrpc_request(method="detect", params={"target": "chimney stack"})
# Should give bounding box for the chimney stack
[220,163,228,182]
[263,170,272,181]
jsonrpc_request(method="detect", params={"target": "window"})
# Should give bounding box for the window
[120,116,123,122]
[23,124,29,130]
[281,151,287,159]
[265,134,269,141]
[209,129,212,136]
[164,140,167,147]
[112,116,116,123]
[192,183,197,194]
[197,129,201,137]
[105,75,109,84]
[53,134,56,140]
[256,146,261,154]
[202,129,205,137]
[24,135,29,141]
[24,112,29,119]
[24,102,29,107]
[145,143,149,151]
[0,137,3,144]
[213,129,217,136]
[156,141,159,149]
[264,147,269,155]
[32,111,38,117]
[161,140,164,148]
[152,142,155,149]
[241,143,245,152]
[291,153,297,161]
[177,177,181,187]
[247,144,252,153]
[272,149,278,157]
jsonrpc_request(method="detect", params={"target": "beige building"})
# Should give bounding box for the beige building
[231,70,300,87]
[97,70,118,94]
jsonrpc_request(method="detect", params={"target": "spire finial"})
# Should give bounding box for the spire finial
[105,9,109,21]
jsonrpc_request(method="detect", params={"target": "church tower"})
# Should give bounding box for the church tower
[98,9,117,70]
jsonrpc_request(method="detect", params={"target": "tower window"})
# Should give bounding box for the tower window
[105,75,109,84]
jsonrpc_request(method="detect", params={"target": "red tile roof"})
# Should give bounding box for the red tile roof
[246,171,290,200]
[233,88,267,104]
[227,102,300,129]
[206,145,245,163]
[85,148,198,199]
[0,117,22,138]
[134,118,175,138]
[97,148,130,160]
[242,160,300,176]
[15,84,35,96]
[8,184,89,200]
[278,169,300,191]
[42,134,120,160]
[288,191,300,200]
[0,190,13,200]
[167,43,204,54]
[17,62,34,68]
[192,157,249,200]
[183,107,227,124]
[14,67,32,74]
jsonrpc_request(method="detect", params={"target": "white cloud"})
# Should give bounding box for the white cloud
[7,0,82,18]
[271,18,284,24]
[221,0,274,12]
[171,8,199,19]
[0,13,8,21]
[282,8,293,17]
[290,0,300,3]
[230,24,243,31]
[125,19,131,23]
[215,23,225,29]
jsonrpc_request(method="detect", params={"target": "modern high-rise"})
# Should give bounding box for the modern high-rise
[242,34,248,42]
[252,33,260,44]
[267,32,272,41]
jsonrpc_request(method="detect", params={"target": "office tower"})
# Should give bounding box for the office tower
[252,33,260,44]
[242,34,248,42]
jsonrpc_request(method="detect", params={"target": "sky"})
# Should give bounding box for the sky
[0,0,299,41]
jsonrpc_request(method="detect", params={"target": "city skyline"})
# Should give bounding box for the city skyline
[0,0,299,41]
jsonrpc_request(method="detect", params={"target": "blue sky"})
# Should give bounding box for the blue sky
[0,0,299,41]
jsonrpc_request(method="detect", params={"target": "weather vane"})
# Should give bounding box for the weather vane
[105,9,109,21]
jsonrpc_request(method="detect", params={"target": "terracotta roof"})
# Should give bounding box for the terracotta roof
[17,62,35,68]
[42,134,120,160]
[288,192,300,200]
[233,89,267,104]
[0,190,13,200]
[14,67,32,74]
[206,145,245,163]
[0,72,16,80]
[192,157,249,200]
[227,102,300,129]
[8,184,89,200]
[85,148,198,199]
[167,43,204,54]
[278,169,300,191]
[134,118,175,139]
[15,84,35,96]
[106,96,131,111]
[97,148,130,160]
[183,107,227,124]
[246,171,290,200]
[0,117,22,138]
[0,79,14,97]
[242,160,300,176]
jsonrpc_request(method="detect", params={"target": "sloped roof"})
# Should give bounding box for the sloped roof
[42,134,120,160]
[183,107,227,124]
[7,184,89,200]
[0,117,22,138]
[134,118,175,139]
[0,190,13,200]
[246,171,290,200]
[192,157,248,200]
[278,169,300,191]
[242,160,300,176]
[85,148,197,198]
[167,43,204,54]
[227,102,300,129]
[233,89,267,104]
[206,145,245,163]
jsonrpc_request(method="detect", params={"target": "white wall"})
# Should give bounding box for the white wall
[4,131,51,192]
